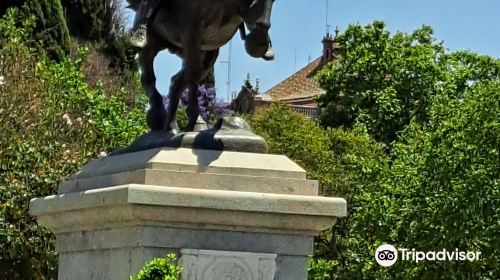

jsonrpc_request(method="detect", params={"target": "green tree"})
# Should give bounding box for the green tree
[252,93,499,278]
[382,80,500,278]
[62,0,122,41]
[316,21,500,145]
[332,80,500,279]
[0,0,70,60]
[62,0,137,71]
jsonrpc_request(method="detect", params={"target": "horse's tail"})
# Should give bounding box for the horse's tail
[126,0,141,11]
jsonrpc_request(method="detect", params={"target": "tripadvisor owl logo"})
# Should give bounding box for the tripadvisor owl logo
[374,244,482,267]
[375,244,398,267]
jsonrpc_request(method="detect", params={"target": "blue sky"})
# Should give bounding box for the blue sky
[124,0,500,101]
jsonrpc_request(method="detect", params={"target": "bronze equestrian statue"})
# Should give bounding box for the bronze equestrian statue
[127,0,276,132]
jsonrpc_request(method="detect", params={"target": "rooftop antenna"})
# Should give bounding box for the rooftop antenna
[325,0,331,35]
[294,48,297,72]
[220,40,233,101]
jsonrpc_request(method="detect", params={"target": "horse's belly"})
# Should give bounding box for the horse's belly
[155,4,241,51]
[200,22,241,50]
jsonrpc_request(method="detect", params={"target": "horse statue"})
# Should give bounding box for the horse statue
[127,0,276,132]
[231,79,257,115]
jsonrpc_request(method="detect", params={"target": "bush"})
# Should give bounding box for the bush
[131,254,182,280]
[313,82,500,279]
[0,11,146,279]
[252,96,499,278]
[251,104,388,276]
[251,103,334,182]
[308,258,337,280]
[380,80,500,278]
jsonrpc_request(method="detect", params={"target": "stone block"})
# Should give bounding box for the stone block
[179,249,277,280]
[29,148,347,279]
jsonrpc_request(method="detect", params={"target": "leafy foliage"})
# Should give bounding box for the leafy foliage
[0,0,70,60]
[251,104,388,272]
[329,80,500,279]
[316,21,500,145]
[131,254,182,280]
[62,0,138,71]
[308,258,337,280]
[251,103,385,197]
[0,12,146,279]
[62,0,123,41]
[380,80,500,278]
[251,104,334,183]
[252,92,499,278]
[1,0,136,70]
[314,23,500,277]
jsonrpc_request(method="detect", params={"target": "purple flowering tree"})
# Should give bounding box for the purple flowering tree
[163,85,233,128]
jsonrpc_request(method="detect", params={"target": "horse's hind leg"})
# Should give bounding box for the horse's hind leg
[139,43,166,130]
[184,49,220,131]
[200,50,220,83]
[182,34,202,132]
[164,69,187,131]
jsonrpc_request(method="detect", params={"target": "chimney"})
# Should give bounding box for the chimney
[321,27,340,64]
[321,33,334,63]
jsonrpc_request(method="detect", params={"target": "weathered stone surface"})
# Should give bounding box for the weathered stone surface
[60,168,319,195]
[178,249,277,280]
[73,148,306,180]
[55,227,313,256]
[31,185,346,235]
[29,148,348,280]
[61,148,314,195]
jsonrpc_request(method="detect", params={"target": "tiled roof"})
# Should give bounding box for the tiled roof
[264,58,325,101]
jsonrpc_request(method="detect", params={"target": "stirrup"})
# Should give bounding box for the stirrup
[130,25,148,48]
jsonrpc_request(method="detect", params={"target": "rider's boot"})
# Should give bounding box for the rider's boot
[130,24,148,48]
[130,1,150,48]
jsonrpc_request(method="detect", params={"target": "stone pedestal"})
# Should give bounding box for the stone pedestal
[30,148,346,280]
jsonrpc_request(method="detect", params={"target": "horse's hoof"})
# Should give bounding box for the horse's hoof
[147,117,166,131]
[244,34,270,58]
[184,124,195,132]
[164,120,180,133]
[147,108,167,131]
[192,116,208,132]
[263,47,275,61]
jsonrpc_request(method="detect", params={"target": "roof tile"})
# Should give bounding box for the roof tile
[264,58,325,100]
